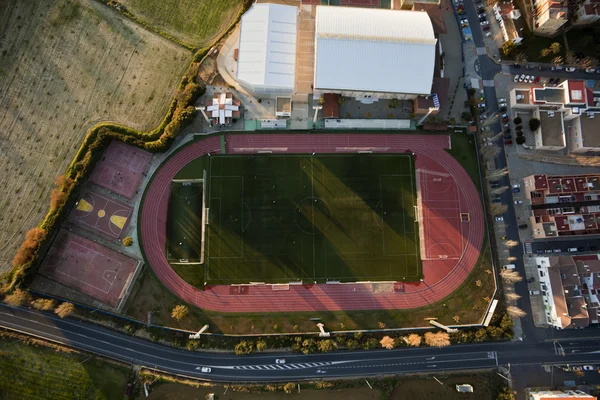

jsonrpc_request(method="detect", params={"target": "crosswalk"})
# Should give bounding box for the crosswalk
[234,361,332,371]
[483,80,495,87]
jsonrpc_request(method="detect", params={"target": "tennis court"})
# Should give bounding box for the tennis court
[205,154,420,284]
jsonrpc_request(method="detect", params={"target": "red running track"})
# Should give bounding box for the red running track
[139,134,484,312]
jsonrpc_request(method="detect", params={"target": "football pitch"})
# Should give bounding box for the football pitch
[205,154,421,284]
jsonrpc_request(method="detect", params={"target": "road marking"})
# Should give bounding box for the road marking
[483,80,495,87]
[476,47,487,55]
[502,64,511,74]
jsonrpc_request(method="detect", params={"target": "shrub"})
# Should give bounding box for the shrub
[122,237,133,247]
[404,334,421,347]
[380,336,395,349]
[186,340,200,351]
[513,117,522,125]
[235,340,255,355]
[255,339,267,352]
[31,298,55,311]
[529,118,541,131]
[283,383,295,394]
[424,331,450,347]
[515,125,522,131]
[12,228,46,268]
[4,289,32,306]
[54,302,75,318]
[317,339,336,353]
[516,135,526,145]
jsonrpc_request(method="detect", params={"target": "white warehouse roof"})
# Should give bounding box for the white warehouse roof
[236,4,297,92]
[314,6,437,96]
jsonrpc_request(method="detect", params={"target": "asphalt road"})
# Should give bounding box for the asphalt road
[526,239,600,255]
[1,304,600,382]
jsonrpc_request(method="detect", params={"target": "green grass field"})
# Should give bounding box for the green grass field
[0,334,130,400]
[203,154,420,284]
[167,181,204,261]
[119,0,245,47]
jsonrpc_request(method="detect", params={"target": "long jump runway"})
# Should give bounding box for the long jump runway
[139,134,484,313]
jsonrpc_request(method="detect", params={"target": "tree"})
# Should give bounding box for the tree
[122,237,133,247]
[490,203,508,216]
[481,145,500,160]
[55,302,75,318]
[500,314,513,331]
[566,51,576,66]
[380,336,395,349]
[4,289,31,306]
[461,111,473,122]
[516,135,526,145]
[404,334,422,347]
[500,269,523,283]
[317,96,325,106]
[301,338,317,354]
[255,339,267,352]
[506,292,521,301]
[502,41,516,56]
[516,130,524,137]
[505,240,519,248]
[507,306,526,318]
[515,125,523,131]
[346,339,359,350]
[31,298,56,311]
[549,42,561,55]
[318,339,336,352]
[424,332,450,347]
[235,340,255,355]
[552,56,564,66]
[529,118,540,131]
[497,386,515,400]
[574,369,585,377]
[514,52,527,65]
[171,305,189,321]
[491,186,508,195]
[540,48,551,58]
[362,338,379,350]
[487,167,509,179]
[578,56,597,70]
[513,116,522,125]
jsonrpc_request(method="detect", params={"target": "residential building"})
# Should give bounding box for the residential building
[574,0,600,24]
[534,255,600,330]
[236,4,298,97]
[532,0,568,36]
[530,389,597,399]
[313,6,437,101]
[523,173,600,238]
[509,80,600,153]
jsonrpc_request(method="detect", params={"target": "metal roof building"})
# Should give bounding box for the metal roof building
[236,4,298,96]
[314,6,437,99]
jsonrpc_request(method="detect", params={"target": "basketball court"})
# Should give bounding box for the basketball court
[90,141,151,199]
[39,230,138,308]
[71,189,132,238]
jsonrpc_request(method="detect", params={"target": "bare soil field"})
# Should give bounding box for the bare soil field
[117,0,244,48]
[0,0,190,273]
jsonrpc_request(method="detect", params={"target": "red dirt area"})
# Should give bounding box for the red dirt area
[38,230,138,307]
[140,133,483,312]
[90,141,151,199]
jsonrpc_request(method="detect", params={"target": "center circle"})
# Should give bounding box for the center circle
[97,209,106,218]
[294,197,332,235]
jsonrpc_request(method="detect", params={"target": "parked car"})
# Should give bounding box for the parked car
[528,75,535,83]
[499,106,507,112]
[514,200,523,204]
[482,25,490,31]
[553,249,561,253]
[504,140,512,145]
[519,75,526,82]
[504,128,511,134]
[514,74,520,82]
[498,97,507,103]
[461,18,469,24]
[479,12,487,17]
[527,277,535,283]
[495,216,504,221]
[518,224,528,229]
[583,365,595,371]
[513,64,521,68]
[492,198,501,203]
[565,67,576,72]
[498,102,507,107]
[478,6,485,12]
[512,187,520,193]
[551,65,563,70]
[504,134,512,140]
[480,20,489,25]
[534,76,541,83]
[585,68,596,73]
[512,184,520,188]
[577,247,585,252]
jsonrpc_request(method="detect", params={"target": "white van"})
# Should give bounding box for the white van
[567,248,578,253]
[502,264,516,270]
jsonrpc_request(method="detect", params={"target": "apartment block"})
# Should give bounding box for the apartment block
[523,173,600,238]
[530,389,597,399]
[574,0,600,24]
[509,80,600,154]
[534,255,600,330]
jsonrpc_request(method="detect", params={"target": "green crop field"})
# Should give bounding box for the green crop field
[199,154,421,284]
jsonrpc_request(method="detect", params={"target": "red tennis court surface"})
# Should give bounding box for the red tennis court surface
[140,133,484,313]
[90,141,151,199]
[39,230,138,308]
[71,189,132,238]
